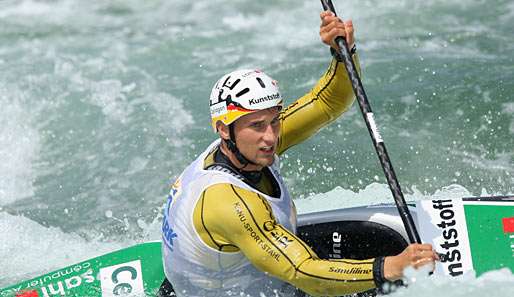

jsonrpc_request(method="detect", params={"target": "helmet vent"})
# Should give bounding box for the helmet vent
[256,77,266,88]
[236,88,250,97]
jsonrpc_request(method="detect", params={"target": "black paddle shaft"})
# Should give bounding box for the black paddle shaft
[320,0,421,244]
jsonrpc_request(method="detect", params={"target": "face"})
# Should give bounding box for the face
[222,107,281,169]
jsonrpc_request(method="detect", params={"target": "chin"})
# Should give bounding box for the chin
[249,153,275,168]
[260,157,275,167]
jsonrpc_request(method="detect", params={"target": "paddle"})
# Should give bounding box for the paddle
[320,0,421,244]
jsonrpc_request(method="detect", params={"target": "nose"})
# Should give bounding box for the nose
[262,123,279,144]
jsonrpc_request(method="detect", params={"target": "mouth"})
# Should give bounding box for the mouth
[259,145,275,155]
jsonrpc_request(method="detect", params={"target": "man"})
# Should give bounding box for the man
[160,11,438,297]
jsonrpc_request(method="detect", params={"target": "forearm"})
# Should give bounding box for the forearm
[277,55,360,154]
[200,184,378,296]
[231,204,377,296]
[243,225,377,296]
[293,257,376,296]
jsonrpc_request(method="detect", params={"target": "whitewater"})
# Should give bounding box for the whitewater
[1,0,513,295]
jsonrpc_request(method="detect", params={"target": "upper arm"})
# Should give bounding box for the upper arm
[277,56,361,155]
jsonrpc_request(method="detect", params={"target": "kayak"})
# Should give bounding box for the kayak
[1,196,513,297]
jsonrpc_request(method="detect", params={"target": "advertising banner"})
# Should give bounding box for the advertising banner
[417,198,514,276]
[0,242,164,297]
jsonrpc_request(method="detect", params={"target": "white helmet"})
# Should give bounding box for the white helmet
[209,69,283,131]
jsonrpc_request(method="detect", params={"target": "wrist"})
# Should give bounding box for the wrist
[373,257,388,288]
[375,256,405,294]
[383,255,402,281]
[330,44,357,62]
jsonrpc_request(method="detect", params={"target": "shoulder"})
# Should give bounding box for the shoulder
[204,183,257,201]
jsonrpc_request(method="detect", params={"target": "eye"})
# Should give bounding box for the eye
[271,117,280,126]
[251,121,264,129]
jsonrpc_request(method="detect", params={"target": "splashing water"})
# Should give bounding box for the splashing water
[1,0,513,294]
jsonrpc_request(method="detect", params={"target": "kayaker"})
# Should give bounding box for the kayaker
[159,10,439,297]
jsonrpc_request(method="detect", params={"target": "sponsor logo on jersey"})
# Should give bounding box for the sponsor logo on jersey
[234,202,281,262]
[162,218,178,251]
[169,177,182,201]
[269,229,294,249]
[263,220,276,232]
[162,178,180,251]
[328,267,372,275]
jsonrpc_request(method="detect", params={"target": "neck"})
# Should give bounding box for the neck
[220,140,264,172]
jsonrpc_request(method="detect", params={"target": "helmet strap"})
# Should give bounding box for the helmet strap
[224,124,258,169]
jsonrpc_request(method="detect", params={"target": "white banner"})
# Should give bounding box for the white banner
[416,199,474,276]
[99,260,145,296]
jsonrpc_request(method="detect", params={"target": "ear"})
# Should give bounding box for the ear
[216,121,230,140]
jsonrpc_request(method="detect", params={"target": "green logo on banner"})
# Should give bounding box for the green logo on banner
[464,205,514,275]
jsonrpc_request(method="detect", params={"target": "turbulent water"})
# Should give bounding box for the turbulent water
[1,0,513,294]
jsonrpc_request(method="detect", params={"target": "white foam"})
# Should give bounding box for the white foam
[0,85,39,205]
[145,92,194,136]
[217,1,319,66]
[295,183,473,214]
[0,0,73,24]
[89,79,134,123]
[0,0,54,18]
[503,103,514,114]
[502,103,514,134]
[390,267,514,296]
[0,212,125,287]
[455,149,514,177]
[500,0,514,23]
[296,183,391,214]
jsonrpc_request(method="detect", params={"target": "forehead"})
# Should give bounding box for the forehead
[238,107,280,124]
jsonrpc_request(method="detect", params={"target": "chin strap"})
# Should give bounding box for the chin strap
[224,124,258,169]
